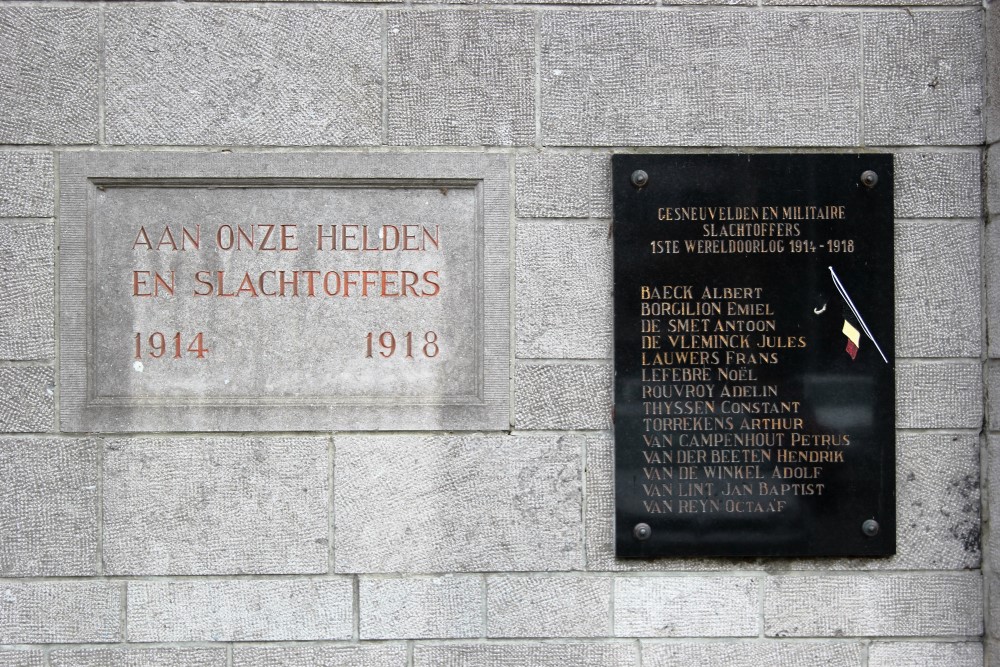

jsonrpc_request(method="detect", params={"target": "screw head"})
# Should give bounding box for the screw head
[860,170,878,188]
[861,519,880,537]
[633,523,652,540]
[631,170,649,188]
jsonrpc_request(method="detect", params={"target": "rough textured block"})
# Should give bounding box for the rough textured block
[0,438,97,576]
[615,577,758,637]
[990,144,1000,214]
[514,362,612,429]
[896,361,981,428]
[864,12,983,145]
[990,571,1000,653]
[127,579,352,641]
[895,221,980,357]
[541,12,860,146]
[387,11,534,145]
[0,221,54,360]
[233,645,407,667]
[413,643,636,666]
[989,219,1000,358]
[988,4,999,143]
[0,652,43,667]
[103,437,328,575]
[0,582,120,643]
[869,642,983,667]
[0,366,53,432]
[0,153,53,217]
[105,7,381,146]
[360,575,482,639]
[641,642,865,666]
[0,8,98,144]
[516,220,612,359]
[764,573,983,636]
[51,649,226,667]
[515,153,612,218]
[487,575,611,637]
[335,434,583,572]
[991,366,1000,430]
[989,435,1000,564]
[895,151,982,218]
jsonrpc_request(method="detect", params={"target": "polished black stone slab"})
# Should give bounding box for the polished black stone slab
[613,154,895,558]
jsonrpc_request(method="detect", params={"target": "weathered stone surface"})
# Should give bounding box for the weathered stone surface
[990,144,1000,214]
[0,438,97,576]
[764,573,983,636]
[335,434,583,572]
[895,151,982,218]
[51,649,226,667]
[987,4,999,143]
[103,438,328,575]
[413,643,636,666]
[0,153,53,217]
[127,579,352,641]
[360,575,482,639]
[541,12,860,146]
[864,12,983,145]
[515,153,612,218]
[615,577,758,637]
[387,11,534,145]
[896,360,981,428]
[0,221,53,361]
[487,575,611,637]
[989,435,1000,564]
[0,652,43,667]
[641,642,865,666]
[105,7,381,146]
[895,221,980,357]
[989,218,1000,358]
[514,362,612,429]
[0,582,120,643]
[0,8,98,144]
[869,642,983,667]
[991,365,1000,429]
[0,367,53,432]
[516,221,612,359]
[233,645,407,667]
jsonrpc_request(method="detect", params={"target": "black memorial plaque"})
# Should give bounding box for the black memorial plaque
[613,154,895,558]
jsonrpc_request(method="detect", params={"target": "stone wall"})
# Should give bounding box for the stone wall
[0,2,992,666]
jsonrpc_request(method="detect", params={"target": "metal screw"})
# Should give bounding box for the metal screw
[631,170,649,188]
[634,523,652,540]
[861,519,880,537]
[860,170,878,189]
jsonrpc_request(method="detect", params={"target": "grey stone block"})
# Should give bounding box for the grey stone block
[0,438,97,576]
[233,645,407,667]
[641,642,865,666]
[0,366,53,432]
[764,573,983,636]
[105,7,381,146]
[413,643,637,666]
[514,362,612,429]
[360,575,482,639]
[0,153,53,217]
[516,220,612,359]
[896,360,981,429]
[869,642,983,667]
[387,11,534,145]
[0,582,120,643]
[334,434,583,572]
[989,219,1000,358]
[0,221,54,361]
[51,649,226,667]
[0,8,98,144]
[864,12,984,146]
[895,221,980,357]
[989,435,1000,562]
[615,576,758,637]
[103,437,328,575]
[987,4,1000,144]
[0,652,43,667]
[515,153,612,218]
[990,144,1000,214]
[894,152,982,219]
[126,579,352,641]
[541,12,860,146]
[487,575,611,637]
[991,366,1000,429]
[990,571,1000,652]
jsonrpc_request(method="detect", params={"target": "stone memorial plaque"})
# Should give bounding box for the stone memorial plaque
[59,152,509,432]
[613,154,895,558]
